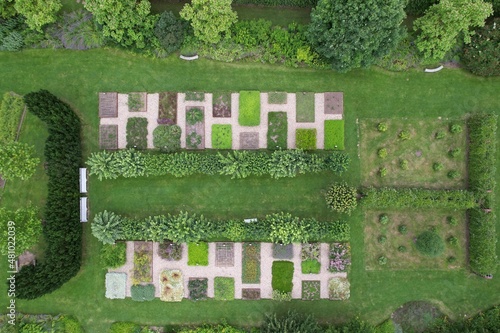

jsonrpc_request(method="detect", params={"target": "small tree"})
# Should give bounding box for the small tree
[325,183,358,215]
[0,206,42,255]
[14,0,61,31]
[414,0,493,60]
[180,0,237,44]
[461,18,500,76]
[0,142,39,180]
[92,210,124,244]
[154,11,185,54]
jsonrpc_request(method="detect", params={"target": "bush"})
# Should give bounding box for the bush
[324,120,345,150]
[379,167,388,177]
[214,277,234,300]
[187,242,209,266]
[447,170,459,179]
[378,148,388,159]
[301,259,321,274]
[188,278,208,301]
[378,235,387,244]
[130,284,155,302]
[398,245,407,253]
[398,225,407,235]
[433,162,444,171]
[296,128,317,150]
[0,92,24,142]
[15,90,82,300]
[398,130,410,140]
[100,243,126,268]
[109,322,141,333]
[325,183,358,215]
[233,0,317,6]
[447,236,458,246]
[448,148,461,158]
[262,311,320,333]
[378,256,388,265]
[0,142,40,180]
[126,117,148,149]
[448,216,458,226]
[238,91,260,126]
[186,107,204,125]
[154,11,185,55]
[211,124,232,149]
[468,209,497,275]
[153,125,181,152]
[447,256,457,264]
[0,207,41,256]
[51,9,103,50]
[461,18,500,77]
[379,214,389,225]
[400,159,409,170]
[0,16,25,51]
[272,261,294,293]
[450,124,463,134]
[375,319,396,333]
[158,241,182,261]
[377,122,388,132]
[415,231,445,257]
[435,130,446,139]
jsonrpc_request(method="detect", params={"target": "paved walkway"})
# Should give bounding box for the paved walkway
[109,241,348,301]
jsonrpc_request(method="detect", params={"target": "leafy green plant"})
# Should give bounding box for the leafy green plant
[398,224,408,235]
[214,277,234,300]
[92,211,124,245]
[158,241,183,261]
[447,256,457,264]
[126,117,148,149]
[188,278,208,301]
[242,243,261,283]
[379,214,389,225]
[133,249,152,284]
[295,128,317,149]
[377,122,388,132]
[186,132,202,149]
[449,148,461,158]
[154,11,185,54]
[131,284,155,302]
[378,235,387,244]
[153,125,181,152]
[268,212,308,244]
[447,170,459,179]
[0,142,40,180]
[378,148,388,159]
[450,124,463,134]
[0,92,24,142]
[447,235,458,246]
[435,130,446,139]
[109,322,141,333]
[301,259,321,274]
[447,216,458,226]
[400,159,409,170]
[238,90,260,126]
[127,93,143,112]
[187,242,209,266]
[398,130,410,140]
[100,242,126,268]
[271,290,292,302]
[272,261,294,293]
[462,18,500,77]
[324,120,345,150]
[263,311,320,332]
[416,231,445,257]
[211,124,232,149]
[398,245,407,253]
[325,183,358,214]
[379,167,388,177]
[186,107,204,125]
[378,256,388,265]
[0,206,42,256]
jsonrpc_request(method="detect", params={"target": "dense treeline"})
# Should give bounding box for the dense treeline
[87,149,350,180]
[361,187,477,209]
[91,211,349,245]
[13,90,82,299]
[233,0,317,6]
[467,113,497,276]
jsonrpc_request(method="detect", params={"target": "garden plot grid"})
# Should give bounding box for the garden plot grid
[107,242,349,301]
[98,92,344,150]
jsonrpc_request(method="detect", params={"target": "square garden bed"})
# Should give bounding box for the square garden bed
[267,92,287,104]
[158,241,183,261]
[133,242,152,284]
[185,92,205,102]
[214,277,235,300]
[99,125,118,150]
[212,124,232,149]
[301,243,321,274]
[188,278,208,301]
[242,288,260,300]
[329,277,350,300]
[296,128,317,150]
[188,242,209,266]
[215,242,234,267]
[213,92,231,118]
[105,272,127,299]
[272,243,293,259]
[329,243,351,273]
[296,92,315,123]
[324,120,344,150]
[127,92,147,112]
[302,280,320,300]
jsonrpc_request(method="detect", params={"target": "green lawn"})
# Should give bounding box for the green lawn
[211,124,233,149]
[238,90,261,126]
[324,119,345,150]
[267,112,288,149]
[0,49,499,332]
[296,92,315,123]
[272,261,294,293]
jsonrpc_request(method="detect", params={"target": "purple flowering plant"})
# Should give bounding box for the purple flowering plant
[329,243,351,272]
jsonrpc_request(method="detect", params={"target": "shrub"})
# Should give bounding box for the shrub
[0,92,24,142]
[378,235,387,244]
[416,231,445,257]
[160,269,184,302]
[398,130,410,140]
[126,117,148,149]
[187,242,209,266]
[153,125,181,152]
[301,259,321,274]
[448,216,458,226]
[0,207,42,256]
[186,107,204,125]
[324,120,345,150]
[130,284,155,302]
[378,256,388,265]
[188,278,208,301]
[154,11,185,55]
[214,277,234,300]
[379,214,389,225]
[295,128,317,150]
[468,209,497,275]
[325,183,358,215]
[450,124,463,134]
[448,148,461,158]
[100,243,127,268]
[271,290,292,301]
[268,212,308,244]
[400,159,409,170]
[435,130,446,139]
[262,311,320,332]
[238,90,260,126]
[447,256,457,264]
[109,322,141,333]
[92,210,124,245]
[52,9,103,50]
[377,122,388,132]
[375,319,396,333]
[398,225,408,235]
[158,241,182,261]
[433,162,443,171]
[447,170,459,179]
[233,0,316,6]
[398,245,407,253]
[461,18,500,77]
[379,167,388,177]
[447,236,458,246]
[378,148,388,159]
[0,142,40,180]
[329,243,351,272]
[272,261,294,293]
[211,124,232,149]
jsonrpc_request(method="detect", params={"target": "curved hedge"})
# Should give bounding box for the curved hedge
[14,90,82,299]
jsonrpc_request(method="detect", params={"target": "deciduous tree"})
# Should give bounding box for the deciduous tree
[0,206,42,255]
[14,0,61,31]
[0,141,39,180]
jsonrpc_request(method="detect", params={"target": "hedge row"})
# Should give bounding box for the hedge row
[361,187,477,209]
[467,113,497,276]
[14,90,82,299]
[232,0,317,7]
[87,149,350,180]
[91,211,349,245]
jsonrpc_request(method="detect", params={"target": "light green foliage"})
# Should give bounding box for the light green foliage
[0,0,16,18]
[84,0,156,49]
[267,212,308,244]
[211,124,232,149]
[187,242,209,266]
[308,0,406,72]
[272,261,294,292]
[0,92,24,142]
[238,90,260,126]
[0,206,41,255]
[263,311,320,333]
[180,0,237,44]
[295,129,317,150]
[414,0,493,60]
[301,259,321,274]
[109,322,141,333]
[14,0,61,31]
[91,210,124,245]
[325,183,358,215]
[324,120,344,150]
[100,243,127,268]
[214,277,235,300]
[0,141,39,180]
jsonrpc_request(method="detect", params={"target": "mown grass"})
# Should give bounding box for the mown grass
[238,90,261,126]
[296,92,315,122]
[267,112,288,149]
[324,119,344,150]
[0,49,499,332]
[187,242,209,266]
[272,261,294,293]
[211,124,233,149]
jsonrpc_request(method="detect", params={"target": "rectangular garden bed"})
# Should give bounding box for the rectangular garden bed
[242,243,260,284]
[133,241,153,284]
[212,124,232,149]
[238,91,260,126]
[267,112,287,149]
[296,92,315,123]
[126,117,148,149]
[213,92,231,118]
[158,92,177,124]
[324,120,344,150]
[185,106,205,149]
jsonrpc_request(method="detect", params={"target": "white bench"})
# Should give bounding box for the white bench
[244,218,258,223]
[179,54,199,61]
[80,197,88,222]
[80,168,87,194]
[424,65,444,73]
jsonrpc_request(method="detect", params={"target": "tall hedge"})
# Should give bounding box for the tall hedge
[467,113,497,276]
[14,90,82,299]
[361,187,477,209]
[232,0,317,7]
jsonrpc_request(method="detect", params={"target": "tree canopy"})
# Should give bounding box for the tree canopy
[414,0,493,60]
[13,0,61,31]
[0,141,39,180]
[308,0,407,72]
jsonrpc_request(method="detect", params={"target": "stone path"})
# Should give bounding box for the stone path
[109,241,348,301]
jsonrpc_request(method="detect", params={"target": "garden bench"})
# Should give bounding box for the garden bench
[424,65,444,73]
[80,197,88,222]
[179,55,199,61]
[80,168,87,193]
[244,218,257,223]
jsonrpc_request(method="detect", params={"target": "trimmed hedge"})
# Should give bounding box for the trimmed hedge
[87,149,350,180]
[324,120,345,150]
[14,90,82,299]
[361,187,477,209]
[92,211,350,244]
[238,90,261,126]
[467,114,497,276]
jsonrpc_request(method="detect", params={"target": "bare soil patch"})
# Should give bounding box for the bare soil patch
[99,92,118,118]
[99,125,118,150]
[158,92,177,124]
[240,132,259,149]
[324,92,343,115]
[213,92,231,118]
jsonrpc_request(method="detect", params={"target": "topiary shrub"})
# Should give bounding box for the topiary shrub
[377,148,388,159]
[435,130,445,139]
[379,213,389,225]
[325,183,358,214]
[415,231,445,257]
[398,225,408,235]
[448,148,461,158]
[400,159,409,170]
[450,124,463,134]
[447,170,459,179]
[398,130,410,140]
[153,125,181,152]
[433,162,443,171]
[377,122,388,132]
[461,18,500,77]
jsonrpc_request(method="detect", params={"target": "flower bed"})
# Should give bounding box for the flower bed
[302,280,320,300]
[160,269,183,302]
[188,278,208,301]
[272,261,294,293]
[158,241,182,261]
[130,284,155,302]
[212,124,232,149]
[329,243,351,272]
[133,243,153,284]
[272,243,293,259]
[301,243,321,274]
[329,277,350,300]
[105,272,127,299]
[242,243,261,283]
[214,277,235,300]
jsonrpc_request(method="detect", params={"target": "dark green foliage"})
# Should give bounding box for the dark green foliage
[378,235,387,244]
[435,130,446,139]
[153,125,181,152]
[447,170,459,179]
[51,9,103,50]
[398,245,407,253]
[468,209,497,276]
[232,0,317,6]
[392,301,443,333]
[262,311,321,333]
[0,16,24,51]
[362,187,477,209]
[186,107,204,125]
[14,90,82,299]
[379,214,389,225]
[308,0,406,72]
[158,241,182,261]
[232,19,273,48]
[301,259,321,274]
[433,162,444,171]
[405,0,437,15]
[154,11,185,55]
[100,243,126,268]
[325,183,358,214]
[447,216,458,226]
[330,317,375,333]
[272,261,294,293]
[188,278,208,301]
[416,231,445,257]
[109,322,141,333]
[450,124,463,134]
[126,117,147,149]
[462,18,500,77]
[398,225,408,235]
[428,306,500,332]
[448,148,461,158]
[130,284,155,302]
[295,128,317,149]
